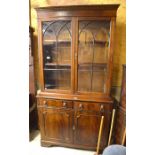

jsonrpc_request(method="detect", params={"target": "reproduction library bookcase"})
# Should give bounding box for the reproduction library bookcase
[35,4,119,151]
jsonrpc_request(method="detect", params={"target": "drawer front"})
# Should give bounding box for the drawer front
[74,101,111,112]
[38,98,73,109]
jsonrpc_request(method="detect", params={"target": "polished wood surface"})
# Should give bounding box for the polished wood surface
[37,98,112,150]
[35,4,120,10]
[35,4,119,151]
[36,5,119,19]
[42,109,73,143]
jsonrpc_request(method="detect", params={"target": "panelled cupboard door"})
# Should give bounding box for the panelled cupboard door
[40,108,74,143]
[74,111,110,148]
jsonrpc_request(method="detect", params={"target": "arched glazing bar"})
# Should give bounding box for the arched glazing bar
[43,21,57,37]
[57,22,71,66]
[78,21,96,91]
[43,21,72,90]
[78,20,110,92]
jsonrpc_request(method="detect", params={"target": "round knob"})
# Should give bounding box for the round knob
[79,104,83,109]
[63,102,67,107]
[43,101,47,107]
[100,105,104,111]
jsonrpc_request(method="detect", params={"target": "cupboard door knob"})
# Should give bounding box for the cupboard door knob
[79,104,83,109]
[100,105,104,111]
[43,101,47,107]
[63,102,67,107]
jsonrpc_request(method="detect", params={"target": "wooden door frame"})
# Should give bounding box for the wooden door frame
[74,17,116,97]
[37,17,75,94]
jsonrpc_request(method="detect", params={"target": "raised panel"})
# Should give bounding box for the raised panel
[74,110,111,149]
[74,101,112,148]
[74,113,102,147]
[42,109,73,143]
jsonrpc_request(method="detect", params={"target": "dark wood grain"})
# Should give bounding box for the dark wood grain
[74,101,112,148]
[37,98,112,150]
[35,4,120,11]
[35,4,119,151]
[42,109,73,143]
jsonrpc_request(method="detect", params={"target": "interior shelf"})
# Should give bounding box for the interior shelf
[78,63,107,71]
[44,68,71,71]
[44,63,71,70]
[45,63,71,66]
[79,40,109,46]
[45,85,70,89]
[43,40,71,45]
[78,63,107,66]
[43,40,108,46]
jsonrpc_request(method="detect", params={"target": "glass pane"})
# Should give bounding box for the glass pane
[43,21,71,90]
[78,71,91,92]
[78,20,110,93]
[44,70,71,90]
[92,69,107,92]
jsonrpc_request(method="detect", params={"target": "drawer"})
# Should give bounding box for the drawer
[38,98,73,109]
[74,101,111,112]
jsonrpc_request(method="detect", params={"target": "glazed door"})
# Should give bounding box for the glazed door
[42,19,73,91]
[76,19,111,95]
[42,108,74,143]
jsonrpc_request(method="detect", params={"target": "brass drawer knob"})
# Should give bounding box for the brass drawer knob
[79,103,83,109]
[100,105,104,111]
[43,101,47,107]
[63,102,67,107]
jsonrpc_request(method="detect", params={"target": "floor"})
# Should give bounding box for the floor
[29,130,95,155]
